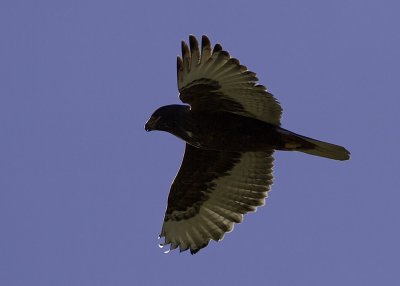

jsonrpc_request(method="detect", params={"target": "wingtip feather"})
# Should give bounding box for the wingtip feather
[189,35,200,67]
[213,43,223,53]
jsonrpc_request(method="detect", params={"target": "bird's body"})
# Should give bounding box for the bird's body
[145,35,350,254]
[148,104,347,158]
[191,111,283,151]
[152,105,283,152]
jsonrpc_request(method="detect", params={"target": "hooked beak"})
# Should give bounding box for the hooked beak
[145,116,161,132]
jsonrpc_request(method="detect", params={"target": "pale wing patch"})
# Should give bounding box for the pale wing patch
[177,35,282,126]
[160,151,274,254]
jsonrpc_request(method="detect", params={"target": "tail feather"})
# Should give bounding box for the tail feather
[299,136,350,161]
[278,128,350,161]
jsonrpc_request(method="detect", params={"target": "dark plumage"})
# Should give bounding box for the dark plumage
[145,35,350,254]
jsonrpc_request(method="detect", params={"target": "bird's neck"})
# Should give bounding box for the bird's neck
[169,112,199,144]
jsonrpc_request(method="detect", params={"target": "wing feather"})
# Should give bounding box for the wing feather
[200,35,212,63]
[189,35,200,68]
[159,144,274,254]
[177,35,282,126]
[181,41,191,72]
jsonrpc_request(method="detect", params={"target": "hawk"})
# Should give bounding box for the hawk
[145,35,350,254]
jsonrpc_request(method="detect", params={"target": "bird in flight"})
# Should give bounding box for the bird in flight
[145,35,350,254]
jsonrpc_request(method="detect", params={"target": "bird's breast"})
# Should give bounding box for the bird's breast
[189,112,283,152]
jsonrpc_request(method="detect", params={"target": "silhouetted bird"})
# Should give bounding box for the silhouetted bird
[145,35,350,254]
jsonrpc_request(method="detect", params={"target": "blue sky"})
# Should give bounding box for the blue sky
[1,0,399,285]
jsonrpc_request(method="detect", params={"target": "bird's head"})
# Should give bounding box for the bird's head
[145,104,190,133]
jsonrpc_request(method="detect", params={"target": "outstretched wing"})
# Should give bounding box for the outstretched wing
[177,35,282,126]
[160,144,274,254]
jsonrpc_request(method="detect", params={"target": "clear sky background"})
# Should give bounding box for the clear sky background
[1,0,399,285]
